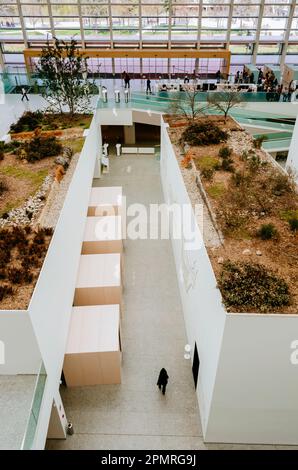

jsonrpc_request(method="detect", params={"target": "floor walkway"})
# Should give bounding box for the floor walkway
[47,154,296,450]
[47,153,204,450]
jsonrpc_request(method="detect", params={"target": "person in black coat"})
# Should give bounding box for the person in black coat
[157,368,169,395]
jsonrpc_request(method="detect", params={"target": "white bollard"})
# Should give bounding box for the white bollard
[115,90,120,103]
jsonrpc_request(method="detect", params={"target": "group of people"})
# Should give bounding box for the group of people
[235,69,255,84]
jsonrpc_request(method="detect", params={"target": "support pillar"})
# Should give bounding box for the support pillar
[124,123,136,145]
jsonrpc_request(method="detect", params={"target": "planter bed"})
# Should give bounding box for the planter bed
[165,114,298,314]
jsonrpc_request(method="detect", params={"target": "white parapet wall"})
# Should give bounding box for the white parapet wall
[0,110,102,449]
[286,116,298,181]
[160,117,298,445]
[29,110,102,449]
[160,118,226,435]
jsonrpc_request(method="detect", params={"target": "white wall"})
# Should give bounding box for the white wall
[206,313,298,445]
[29,111,102,449]
[160,119,226,434]
[99,109,133,126]
[161,117,298,445]
[0,311,41,374]
[286,116,298,180]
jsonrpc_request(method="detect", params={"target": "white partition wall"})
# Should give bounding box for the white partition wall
[28,110,102,449]
[286,117,298,182]
[160,119,226,435]
[160,118,298,444]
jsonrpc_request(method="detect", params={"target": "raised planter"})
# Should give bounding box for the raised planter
[160,116,298,445]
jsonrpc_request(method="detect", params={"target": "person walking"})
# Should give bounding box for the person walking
[146,77,152,95]
[124,73,130,89]
[157,368,169,395]
[21,87,29,101]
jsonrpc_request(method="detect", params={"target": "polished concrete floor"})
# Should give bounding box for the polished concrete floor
[0,375,36,450]
[47,153,204,450]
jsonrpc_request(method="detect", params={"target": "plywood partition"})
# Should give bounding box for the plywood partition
[82,216,123,254]
[87,186,123,217]
[74,253,122,306]
[63,305,121,387]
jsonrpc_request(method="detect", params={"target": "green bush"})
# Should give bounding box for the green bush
[17,135,62,162]
[218,146,232,159]
[289,217,298,232]
[248,154,262,173]
[181,121,228,147]
[218,261,291,312]
[271,172,294,196]
[201,167,215,180]
[257,223,278,240]
[10,111,43,133]
[0,180,8,196]
[221,158,234,172]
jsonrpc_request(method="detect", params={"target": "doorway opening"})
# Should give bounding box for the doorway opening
[192,342,200,389]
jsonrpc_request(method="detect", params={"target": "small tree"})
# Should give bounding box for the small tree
[207,91,243,122]
[168,89,206,122]
[36,37,93,115]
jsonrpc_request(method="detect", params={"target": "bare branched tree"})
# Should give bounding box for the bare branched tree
[168,89,207,122]
[207,91,244,122]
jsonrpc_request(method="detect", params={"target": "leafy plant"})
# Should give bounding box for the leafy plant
[0,285,14,301]
[36,37,94,115]
[0,180,8,196]
[218,261,291,312]
[257,223,278,240]
[289,217,298,232]
[248,154,262,173]
[181,121,228,147]
[218,146,232,159]
[10,111,44,133]
[17,135,62,162]
[221,158,234,172]
[201,167,215,180]
[270,172,295,196]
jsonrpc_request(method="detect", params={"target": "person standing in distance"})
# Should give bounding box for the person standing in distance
[157,368,169,395]
[21,87,29,101]
[146,77,152,95]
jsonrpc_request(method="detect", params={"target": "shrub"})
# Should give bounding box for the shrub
[201,167,215,181]
[0,285,14,301]
[289,217,298,232]
[17,135,62,162]
[0,150,4,161]
[10,111,43,133]
[221,158,234,172]
[218,146,232,159]
[181,121,228,147]
[253,135,268,149]
[257,223,278,240]
[33,231,46,246]
[270,172,294,196]
[231,171,249,187]
[7,267,33,285]
[0,180,8,196]
[248,154,261,173]
[218,261,291,312]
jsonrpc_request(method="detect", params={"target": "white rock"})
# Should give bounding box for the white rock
[217,256,224,264]
[242,249,251,255]
[256,250,262,256]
